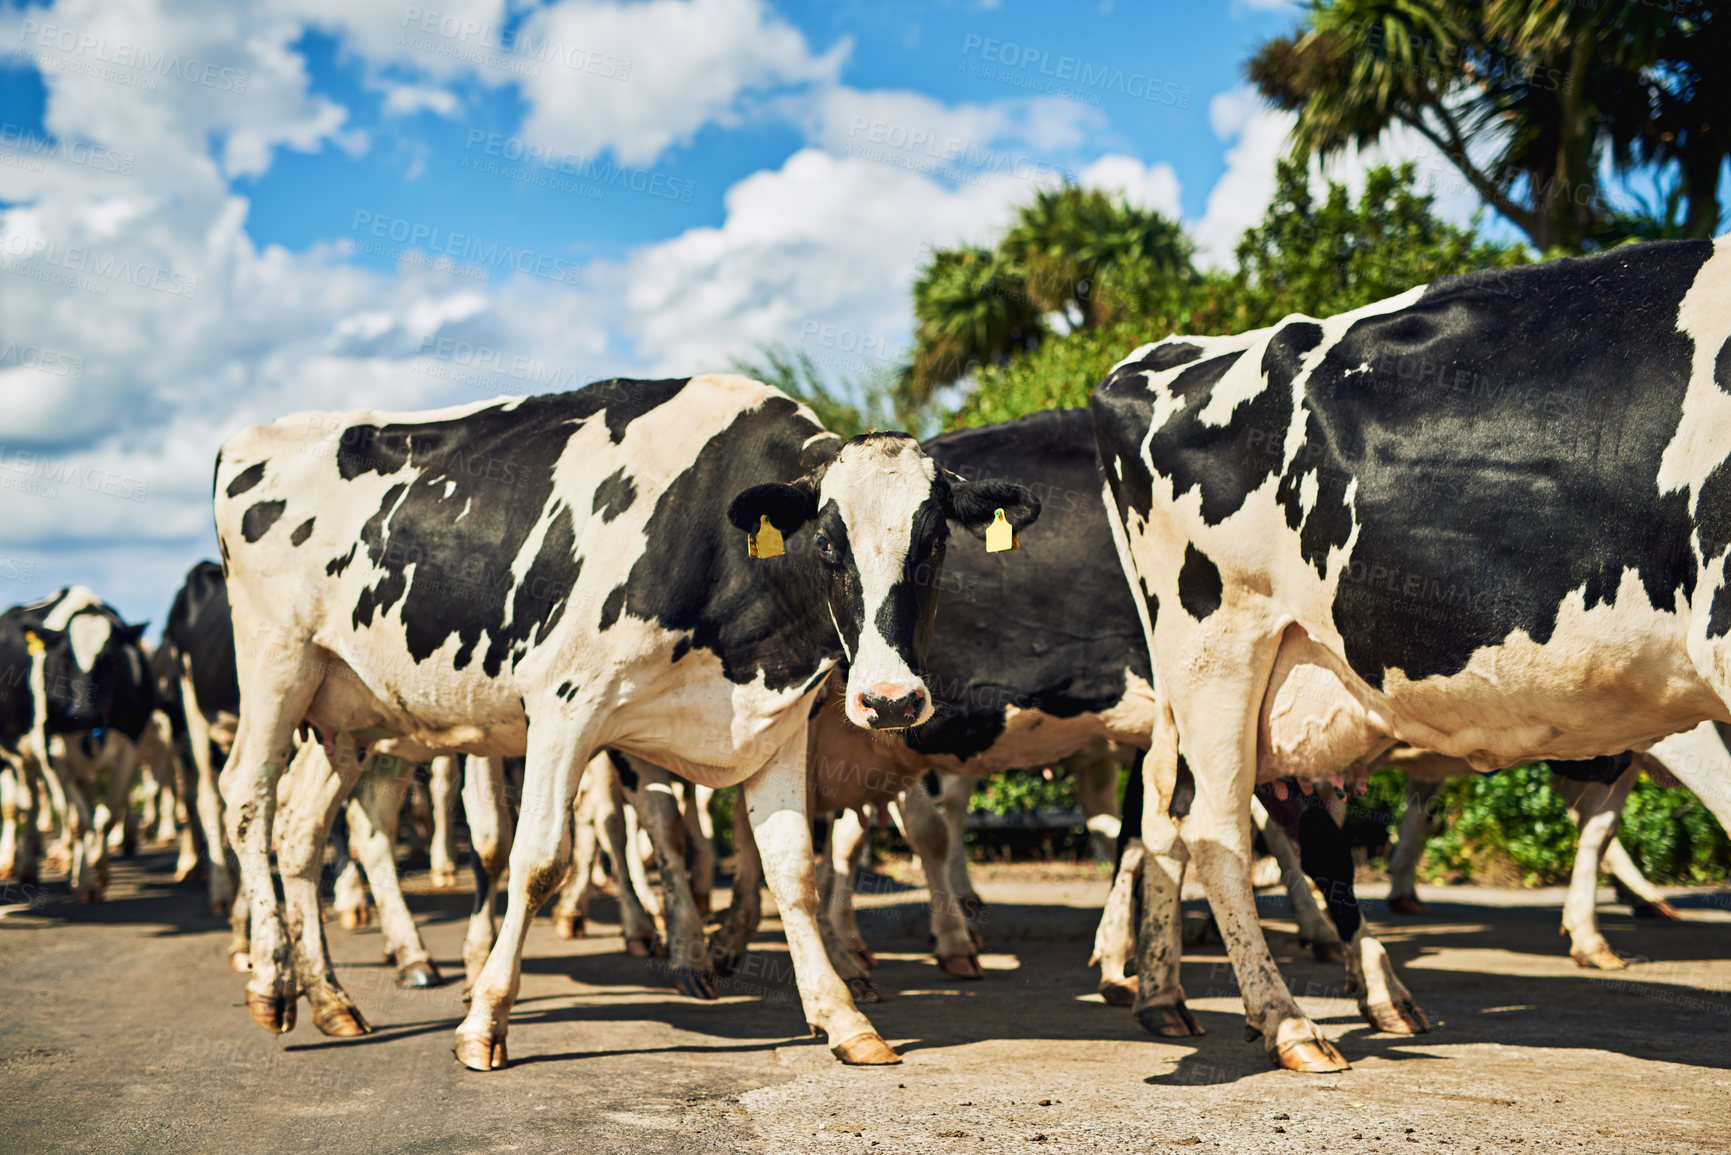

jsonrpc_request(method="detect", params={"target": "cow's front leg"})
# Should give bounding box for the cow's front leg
[619,754,714,998]
[1091,836,1143,1006]
[1251,794,1344,963]
[1386,775,1438,915]
[427,755,461,889]
[90,736,141,892]
[1164,631,1347,1073]
[709,796,762,975]
[460,755,512,992]
[744,739,897,1065]
[276,739,372,1036]
[893,778,978,979]
[455,720,600,1071]
[345,753,441,988]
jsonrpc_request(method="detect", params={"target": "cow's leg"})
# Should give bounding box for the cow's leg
[1251,795,1344,963]
[1091,837,1144,1006]
[276,739,372,1036]
[1386,776,1438,915]
[1602,836,1680,919]
[553,778,600,940]
[460,756,512,992]
[622,803,660,919]
[47,739,103,902]
[332,856,372,929]
[181,665,235,917]
[455,714,605,1072]
[590,756,660,956]
[935,772,987,938]
[810,813,877,1002]
[825,806,875,970]
[685,782,717,915]
[0,760,19,880]
[1556,768,1637,969]
[1167,645,1348,1072]
[618,754,714,998]
[427,755,460,889]
[893,778,978,979]
[710,795,762,975]
[345,754,441,988]
[1072,745,1124,862]
[1127,704,1200,1037]
[744,738,895,1065]
[90,736,140,891]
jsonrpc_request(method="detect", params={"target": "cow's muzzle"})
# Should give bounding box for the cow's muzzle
[857,684,927,730]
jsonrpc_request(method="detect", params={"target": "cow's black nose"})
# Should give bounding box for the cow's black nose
[859,687,925,730]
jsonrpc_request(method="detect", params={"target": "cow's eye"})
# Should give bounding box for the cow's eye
[815,534,838,565]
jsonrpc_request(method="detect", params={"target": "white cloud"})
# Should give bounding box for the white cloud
[380,83,460,117]
[1191,87,1295,268]
[1079,154,1182,218]
[515,0,845,167]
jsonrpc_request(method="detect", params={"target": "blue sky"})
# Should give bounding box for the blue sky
[0,0,1608,625]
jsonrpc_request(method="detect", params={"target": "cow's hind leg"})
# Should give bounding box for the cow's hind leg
[811,812,878,1002]
[1556,767,1638,969]
[427,755,460,889]
[684,782,717,915]
[710,796,762,976]
[181,664,236,917]
[1386,775,1437,915]
[825,805,876,970]
[590,756,660,957]
[616,753,714,997]
[455,719,602,1071]
[1251,793,1344,963]
[893,776,978,980]
[1130,708,1200,1037]
[460,756,512,993]
[276,739,372,1036]
[552,775,601,940]
[346,753,441,988]
[1603,837,1680,919]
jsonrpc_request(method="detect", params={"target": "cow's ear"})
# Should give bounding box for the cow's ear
[728,482,818,536]
[120,621,150,645]
[946,478,1042,540]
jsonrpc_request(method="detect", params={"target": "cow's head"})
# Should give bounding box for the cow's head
[729,432,1040,730]
[29,610,149,731]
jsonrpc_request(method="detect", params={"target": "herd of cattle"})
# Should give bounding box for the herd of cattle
[5,238,1731,1076]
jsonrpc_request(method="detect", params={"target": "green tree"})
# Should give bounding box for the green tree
[905,247,1043,405]
[1247,0,1688,253]
[731,344,937,440]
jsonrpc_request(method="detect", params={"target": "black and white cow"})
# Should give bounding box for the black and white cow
[1092,238,1731,1072]
[0,587,152,899]
[210,373,1038,1069]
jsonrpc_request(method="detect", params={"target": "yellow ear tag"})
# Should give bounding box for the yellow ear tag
[750,514,785,559]
[24,631,44,657]
[985,508,1018,553]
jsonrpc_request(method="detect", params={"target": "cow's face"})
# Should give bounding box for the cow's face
[32,610,148,729]
[730,432,1040,730]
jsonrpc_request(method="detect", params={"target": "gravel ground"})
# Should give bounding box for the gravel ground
[2,853,1729,1154]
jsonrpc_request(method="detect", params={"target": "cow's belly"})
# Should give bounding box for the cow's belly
[915,669,1158,777]
[304,650,530,757]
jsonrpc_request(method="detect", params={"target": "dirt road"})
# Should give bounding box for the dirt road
[2,855,1729,1154]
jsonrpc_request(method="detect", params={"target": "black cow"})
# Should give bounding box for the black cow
[1093,239,1731,1071]
[210,373,1038,1068]
[0,587,151,898]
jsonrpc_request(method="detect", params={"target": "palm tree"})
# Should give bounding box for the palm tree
[999,186,1191,329]
[904,247,1042,404]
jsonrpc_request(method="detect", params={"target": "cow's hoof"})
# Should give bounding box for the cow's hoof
[210,898,232,919]
[76,887,101,904]
[244,989,296,1034]
[1099,977,1138,1007]
[830,1031,900,1065]
[710,948,743,978]
[453,1032,507,1071]
[1135,1002,1203,1038]
[430,866,458,889]
[1571,946,1625,970]
[1301,942,1343,969]
[1362,997,1430,1035]
[937,953,984,980]
[1387,895,1427,915]
[695,894,712,916]
[396,960,442,989]
[1634,900,1681,920]
[337,905,374,931]
[228,949,252,973]
[966,925,987,951]
[674,967,720,1000]
[846,976,883,1004]
[851,946,878,970]
[626,935,659,958]
[1273,1037,1350,1073]
[312,1002,372,1037]
[553,913,585,940]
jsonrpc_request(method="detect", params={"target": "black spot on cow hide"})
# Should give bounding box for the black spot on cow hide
[1177,544,1223,621]
[226,463,265,498]
[241,501,286,543]
[592,468,637,522]
[290,518,315,546]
